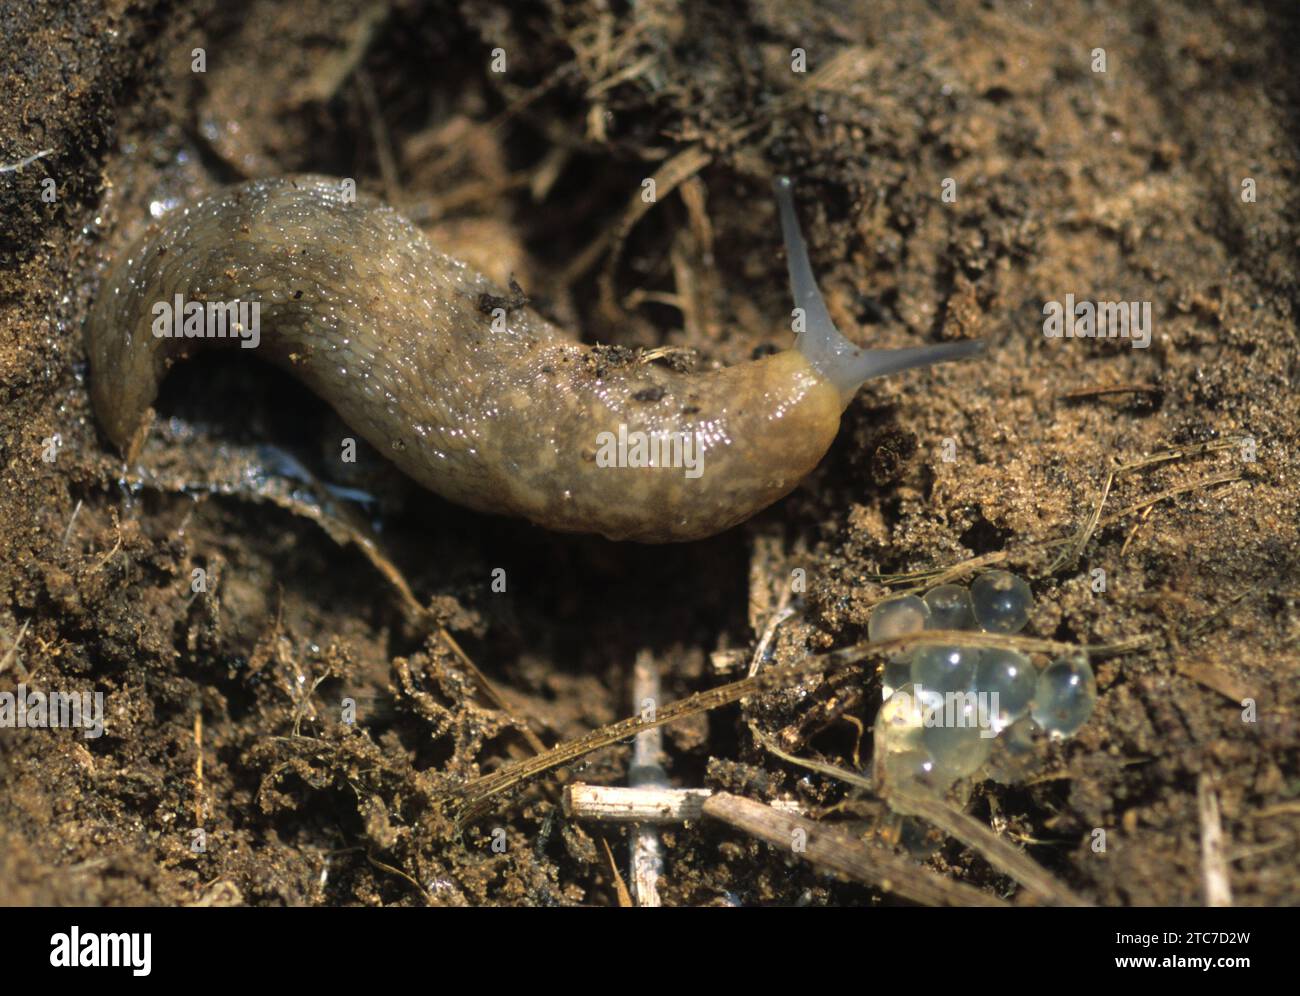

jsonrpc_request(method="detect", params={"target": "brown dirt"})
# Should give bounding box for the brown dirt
[1,0,1297,906]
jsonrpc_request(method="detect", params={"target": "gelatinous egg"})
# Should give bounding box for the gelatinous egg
[922,717,994,780]
[915,684,994,779]
[873,685,948,794]
[970,570,1033,633]
[870,573,1095,798]
[881,656,914,700]
[868,595,930,642]
[875,683,925,744]
[879,745,942,790]
[911,644,978,695]
[1030,655,1097,738]
[973,647,1036,730]
[923,584,976,631]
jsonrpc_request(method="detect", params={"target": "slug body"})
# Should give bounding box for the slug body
[87,175,978,542]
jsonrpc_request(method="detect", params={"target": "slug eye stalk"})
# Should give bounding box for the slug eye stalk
[775,176,983,408]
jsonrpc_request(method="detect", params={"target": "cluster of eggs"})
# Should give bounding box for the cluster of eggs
[869,571,1097,794]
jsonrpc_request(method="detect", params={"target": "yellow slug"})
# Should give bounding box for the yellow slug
[86,175,980,542]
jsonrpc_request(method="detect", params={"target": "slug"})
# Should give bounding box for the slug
[86,175,980,542]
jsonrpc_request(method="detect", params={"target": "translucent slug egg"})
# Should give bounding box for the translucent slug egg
[911,644,978,695]
[881,656,913,700]
[920,697,994,780]
[973,647,1036,730]
[879,745,941,790]
[1030,655,1097,738]
[868,572,1099,804]
[875,682,925,743]
[923,584,976,631]
[873,685,935,788]
[970,570,1033,633]
[868,595,929,642]
[870,595,930,700]
[872,683,969,797]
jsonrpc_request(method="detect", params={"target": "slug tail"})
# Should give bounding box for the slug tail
[87,306,178,464]
[774,176,983,407]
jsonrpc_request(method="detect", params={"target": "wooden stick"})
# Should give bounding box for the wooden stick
[565,783,803,823]
[1198,773,1234,907]
[629,651,666,907]
[193,710,205,828]
[701,792,1008,907]
[887,787,1092,907]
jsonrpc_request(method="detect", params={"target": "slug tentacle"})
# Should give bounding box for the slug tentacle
[87,175,980,543]
[774,176,983,407]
